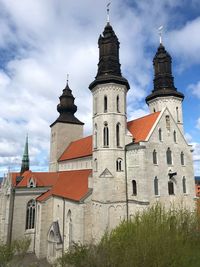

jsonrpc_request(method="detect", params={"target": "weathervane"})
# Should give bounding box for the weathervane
[67,73,69,85]
[158,25,163,44]
[107,2,111,23]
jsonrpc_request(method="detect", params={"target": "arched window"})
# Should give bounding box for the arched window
[94,124,97,149]
[103,122,109,147]
[168,181,174,195]
[176,107,179,122]
[182,176,186,194]
[116,95,120,112]
[153,108,156,113]
[26,199,36,230]
[159,128,162,141]
[153,150,157,164]
[173,131,177,143]
[116,123,120,147]
[166,148,172,165]
[154,177,159,196]
[116,158,122,172]
[166,115,170,131]
[132,180,137,196]
[104,95,107,113]
[48,231,56,257]
[94,97,97,114]
[181,152,184,165]
[67,210,72,248]
[94,158,98,172]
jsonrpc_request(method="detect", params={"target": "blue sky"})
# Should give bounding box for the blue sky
[0,0,199,176]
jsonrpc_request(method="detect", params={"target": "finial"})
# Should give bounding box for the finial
[158,26,163,44]
[67,74,69,85]
[106,2,111,23]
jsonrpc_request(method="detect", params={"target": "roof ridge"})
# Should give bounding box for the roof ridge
[127,111,160,123]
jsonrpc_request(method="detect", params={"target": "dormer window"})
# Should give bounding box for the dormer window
[28,177,36,188]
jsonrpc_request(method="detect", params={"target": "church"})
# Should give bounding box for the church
[0,18,196,263]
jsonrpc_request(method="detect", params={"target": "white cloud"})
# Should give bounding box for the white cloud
[188,81,200,99]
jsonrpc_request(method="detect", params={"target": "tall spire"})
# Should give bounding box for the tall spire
[51,79,84,127]
[20,134,29,175]
[89,21,129,90]
[146,42,184,102]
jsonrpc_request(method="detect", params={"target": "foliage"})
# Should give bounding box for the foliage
[55,203,200,267]
[0,237,31,267]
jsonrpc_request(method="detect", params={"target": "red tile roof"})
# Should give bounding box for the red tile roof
[127,112,160,143]
[59,135,92,161]
[37,169,92,202]
[16,170,59,187]
[59,112,160,161]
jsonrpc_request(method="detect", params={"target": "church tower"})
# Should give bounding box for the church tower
[49,80,84,171]
[89,21,130,240]
[146,41,184,132]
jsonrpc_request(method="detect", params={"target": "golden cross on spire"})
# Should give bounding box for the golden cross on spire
[158,26,163,44]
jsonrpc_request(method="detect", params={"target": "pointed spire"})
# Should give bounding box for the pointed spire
[146,42,184,103]
[89,21,129,90]
[50,79,84,127]
[20,134,29,175]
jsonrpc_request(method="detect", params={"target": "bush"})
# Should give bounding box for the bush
[56,204,200,267]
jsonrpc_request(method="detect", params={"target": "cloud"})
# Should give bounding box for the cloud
[188,81,200,99]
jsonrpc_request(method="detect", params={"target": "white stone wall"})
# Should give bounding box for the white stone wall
[49,122,83,172]
[58,156,92,171]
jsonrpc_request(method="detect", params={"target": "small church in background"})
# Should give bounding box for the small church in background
[0,15,196,263]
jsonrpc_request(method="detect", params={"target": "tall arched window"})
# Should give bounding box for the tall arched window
[153,149,157,164]
[132,180,137,196]
[168,181,174,195]
[26,199,36,230]
[176,107,179,122]
[181,152,184,165]
[154,177,159,195]
[116,158,122,172]
[116,95,120,112]
[166,115,170,131]
[66,210,72,248]
[116,123,120,147]
[103,122,109,147]
[94,158,98,172]
[94,124,97,149]
[159,128,162,141]
[173,130,177,143]
[182,176,186,193]
[104,95,107,113]
[94,97,97,114]
[166,148,172,165]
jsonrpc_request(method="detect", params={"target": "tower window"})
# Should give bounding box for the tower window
[104,95,108,113]
[165,115,170,131]
[181,152,185,166]
[166,148,172,165]
[132,180,137,196]
[94,97,97,115]
[116,123,120,147]
[153,149,157,165]
[94,158,98,172]
[117,95,120,112]
[116,158,122,172]
[173,130,177,143]
[154,176,159,196]
[182,176,186,194]
[159,128,162,141]
[168,181,174,195]
[103,122,109,147]
[26,199,36,230]
[176,107,180,122]
[94,124,97,149]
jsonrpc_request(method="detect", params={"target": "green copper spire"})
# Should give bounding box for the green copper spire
[20,135,29,175]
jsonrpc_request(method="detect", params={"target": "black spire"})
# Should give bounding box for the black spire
[51,81,84,127]
[20,135,29,175]
[89,23,129,90]
[146,43,184,102]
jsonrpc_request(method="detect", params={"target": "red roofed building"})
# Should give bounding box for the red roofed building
[0,17,196,264]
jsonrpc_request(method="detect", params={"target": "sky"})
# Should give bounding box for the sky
[0,0,199,176]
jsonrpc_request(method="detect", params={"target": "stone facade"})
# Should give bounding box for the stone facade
[0,21,196,264]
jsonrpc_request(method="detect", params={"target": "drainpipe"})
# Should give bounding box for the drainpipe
[124,146,129,221]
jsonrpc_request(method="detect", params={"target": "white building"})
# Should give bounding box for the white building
[0,21,196,263]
